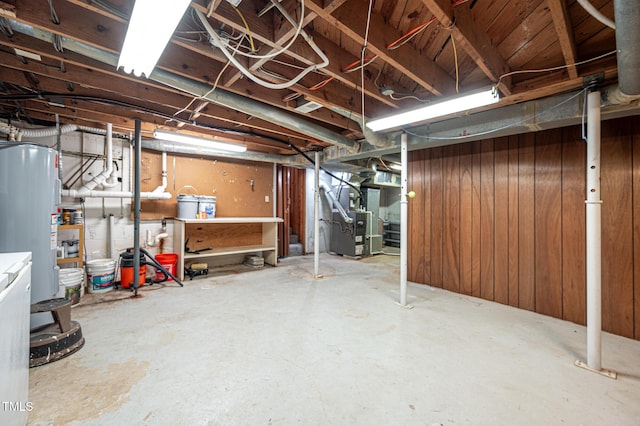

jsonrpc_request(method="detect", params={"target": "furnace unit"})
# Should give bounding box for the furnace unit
[329,211,368,257]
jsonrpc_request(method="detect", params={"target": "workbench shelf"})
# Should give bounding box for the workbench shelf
[173,217,283,280]
[56,224,84,268]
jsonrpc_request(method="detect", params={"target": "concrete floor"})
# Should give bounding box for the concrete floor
[28,253,640,425]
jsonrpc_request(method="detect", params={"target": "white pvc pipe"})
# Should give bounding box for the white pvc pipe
[400,133,408,306]
[108,214,115,259]
[100,123,118,188]
[577,0,615,30]
[146,229,169,247]
[151,151,168,193]
[586,90,602,371]
[314,151,320,278]
[82,123,115,191]
[62,189,171,199]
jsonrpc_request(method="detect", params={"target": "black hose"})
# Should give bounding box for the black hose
[125,247,184,287]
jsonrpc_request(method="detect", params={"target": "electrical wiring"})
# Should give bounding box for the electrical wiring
[206,0,220,17]
[91,0,128,20]
[404,86,588,141]
[0,90,362,192]
[230,4,256,53]
[497,50,617,85]
[282,92,302,102]
[172,31,207,43]
[361,0,375,133]
[213,0,305,61]
[47,0,60,25]
[373,65,384,88]
[0,90,322,147]
[341,55,378,73]
[386,18,437,50]
[450,35,459,93]
[171,36,241,121]
[256,67,290,81]
[270,57,325,74]
[0,17,14,37]
[308,76,334,91]
[389,93,429,103]
[195,2,329,90]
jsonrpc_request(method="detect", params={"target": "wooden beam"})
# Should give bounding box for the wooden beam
[547,0,578,79]
[0,56,317,148]
[0,1,16,18]
[420,0,513,95]
[201,0,404,112]
[307,0,456,96]
[7,1,360,132]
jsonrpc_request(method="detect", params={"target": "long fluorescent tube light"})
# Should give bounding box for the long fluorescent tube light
[153,130,247,153]
[118,0,192,77]
[366,86,500,132]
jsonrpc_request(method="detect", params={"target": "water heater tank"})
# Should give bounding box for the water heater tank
[0,143,61,329]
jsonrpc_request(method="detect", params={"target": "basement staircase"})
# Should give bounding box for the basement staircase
[289,230,303,257]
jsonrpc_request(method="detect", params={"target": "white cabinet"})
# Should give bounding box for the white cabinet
[0,252,32,426]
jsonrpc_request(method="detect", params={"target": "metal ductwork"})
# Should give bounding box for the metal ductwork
[141,139,294,164]
[6,20,359,154]
[328,105,396,149]
[614,0,640,96]
[319,182,353,224]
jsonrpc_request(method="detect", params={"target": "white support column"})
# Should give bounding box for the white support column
[400,133,408,307]
[314,150,321,279]
[575,90,616,379]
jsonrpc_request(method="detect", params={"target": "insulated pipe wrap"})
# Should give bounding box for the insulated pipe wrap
[614,0,640,95]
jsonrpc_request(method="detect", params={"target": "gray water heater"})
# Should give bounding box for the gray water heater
[0,143,61,329]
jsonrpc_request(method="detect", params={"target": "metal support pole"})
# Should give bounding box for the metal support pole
[133,120,142,295]
[56,114,62,181]
[576,90,616,379]
[400,133,408,306]
[314,150,321,278]
[586,90,602,371]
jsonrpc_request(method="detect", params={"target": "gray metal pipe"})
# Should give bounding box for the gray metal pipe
[614,0,640,95]
[5,20,358,152]
[151,71,358,151]
[133,120,142,294]
[328,105,395,149]
[141,139,293,164]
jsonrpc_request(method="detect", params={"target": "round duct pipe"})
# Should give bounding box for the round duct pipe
[614,0,640,96]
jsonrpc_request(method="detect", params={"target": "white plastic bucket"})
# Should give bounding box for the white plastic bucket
[86,259,116,293]
[177,194,199,219]
[197,196,217,219]
[59,268,83,305]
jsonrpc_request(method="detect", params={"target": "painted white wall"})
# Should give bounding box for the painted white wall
[380,186,401,223]
[304,169,336,254]
[25,131,174,271]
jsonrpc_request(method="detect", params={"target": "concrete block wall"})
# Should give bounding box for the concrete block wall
[26,131,175,275]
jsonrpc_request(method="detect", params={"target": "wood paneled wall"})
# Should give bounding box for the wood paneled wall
[408,116,640,340]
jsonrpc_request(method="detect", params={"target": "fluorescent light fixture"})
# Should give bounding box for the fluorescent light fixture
[153,130,247,153]
[118,0,191,77]
[366,86,500,132]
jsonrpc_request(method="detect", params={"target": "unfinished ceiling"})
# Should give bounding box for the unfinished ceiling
[0,0,623,164]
